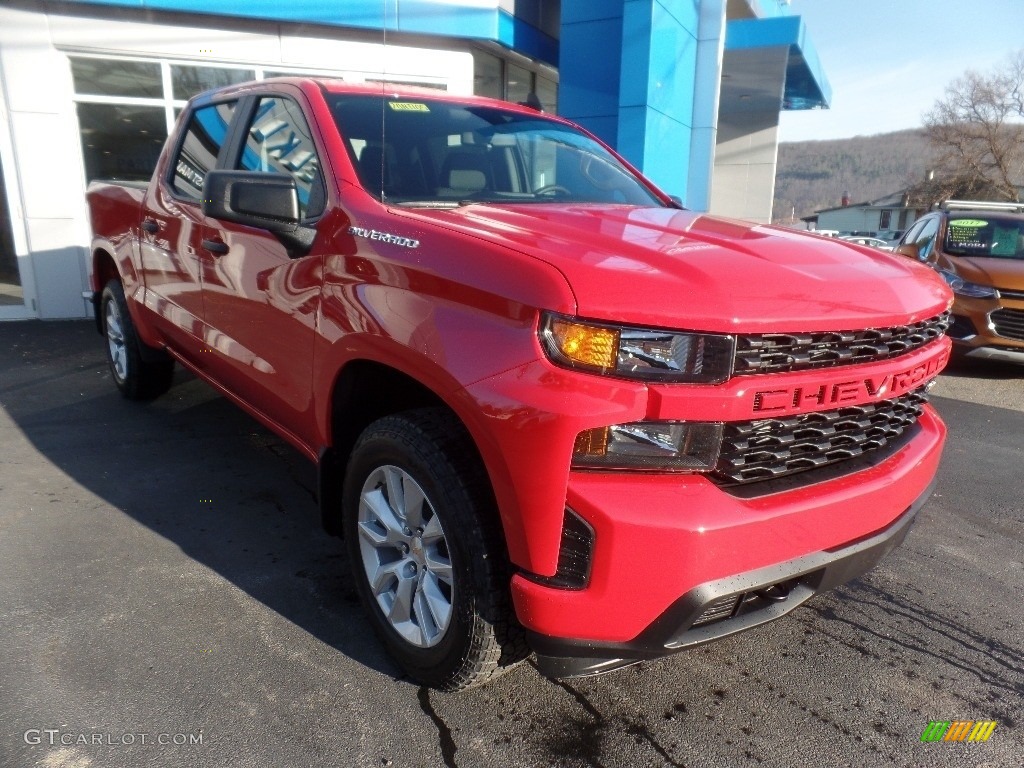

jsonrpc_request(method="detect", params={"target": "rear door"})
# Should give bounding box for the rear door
[140,99,239,359]
[198,89,328,445]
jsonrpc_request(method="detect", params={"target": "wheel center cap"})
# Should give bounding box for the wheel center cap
[410,537,425,562]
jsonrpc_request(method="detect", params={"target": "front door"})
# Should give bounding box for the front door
[198,93,328,447]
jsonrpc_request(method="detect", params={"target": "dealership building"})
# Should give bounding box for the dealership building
[0,0,829,320]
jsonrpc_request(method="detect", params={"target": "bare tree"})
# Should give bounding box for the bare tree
[921,50,1024,202]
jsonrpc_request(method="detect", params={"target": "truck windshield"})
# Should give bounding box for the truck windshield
[944,216,1024,259]
[328,94,666,207]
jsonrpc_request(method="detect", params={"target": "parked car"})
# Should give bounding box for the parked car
[87,78,953,690]
[894,200,1024,365]
[841,235,891,250]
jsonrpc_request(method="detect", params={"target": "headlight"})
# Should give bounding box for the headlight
[939,269,997,299]
[573,421,723,471]
[541,313,734,383]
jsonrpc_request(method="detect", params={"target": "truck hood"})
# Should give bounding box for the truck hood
[401,204,951,332]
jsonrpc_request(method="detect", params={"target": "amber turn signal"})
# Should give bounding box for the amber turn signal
[546,318,619,370]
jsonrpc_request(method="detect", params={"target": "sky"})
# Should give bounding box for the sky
[777,0,1024,143]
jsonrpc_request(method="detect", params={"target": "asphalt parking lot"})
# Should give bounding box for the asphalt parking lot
[1,320,1021,768]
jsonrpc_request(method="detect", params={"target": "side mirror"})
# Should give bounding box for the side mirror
[203,171,299,234]
[893,243,920,260]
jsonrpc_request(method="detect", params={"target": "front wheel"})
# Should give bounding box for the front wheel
[101,279,174,400]
[343,408,527,690]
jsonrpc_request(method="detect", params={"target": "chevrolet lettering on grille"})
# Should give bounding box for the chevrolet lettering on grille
[752,350,948,415]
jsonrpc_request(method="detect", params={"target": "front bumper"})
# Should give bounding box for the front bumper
[513,405,946,678]
[529,479,932,678]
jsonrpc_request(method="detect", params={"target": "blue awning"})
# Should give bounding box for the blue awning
[725,16,831,110]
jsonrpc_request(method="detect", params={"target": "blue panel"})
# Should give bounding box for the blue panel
[495,11,559,66]
[559,17,623,120]
[642,109,690,197]
[561,0,624,25]
[612,0,700,199]
[618,106,690,197]
[725,15,801,50]
[657,0,700,33]
[646,1,697,123]
[615,105,649,170]
[617,3,652,109]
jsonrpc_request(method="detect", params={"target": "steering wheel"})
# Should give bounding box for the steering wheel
[533,184,572,198]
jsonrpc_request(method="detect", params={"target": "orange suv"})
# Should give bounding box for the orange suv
[895,200,1024,364]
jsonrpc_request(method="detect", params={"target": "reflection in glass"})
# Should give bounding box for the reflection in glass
[171,102,237,199]
[171,65,254,101]
[238,97,323,218]
[71,57,162,98]
[76,103,168,182]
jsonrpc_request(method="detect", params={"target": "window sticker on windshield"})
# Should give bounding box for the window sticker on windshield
[388,102,430,112]
[947,219,990,252]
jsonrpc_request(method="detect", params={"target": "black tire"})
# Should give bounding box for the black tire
[101,279,174,400]
[342,408,528,690]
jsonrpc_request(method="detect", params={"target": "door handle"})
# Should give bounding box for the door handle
[201,238,230,255]
[141,219,160,234]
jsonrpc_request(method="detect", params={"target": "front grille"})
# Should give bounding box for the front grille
[733,313,950,375]
[713,389,928,484]
[998,287,1024,301]
[991,307,1024,341]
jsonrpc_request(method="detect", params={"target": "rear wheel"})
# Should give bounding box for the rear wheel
[101,279,174,400]
[343,408,527,690]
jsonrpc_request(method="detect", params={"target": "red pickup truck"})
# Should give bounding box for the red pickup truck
[87,79,953,690]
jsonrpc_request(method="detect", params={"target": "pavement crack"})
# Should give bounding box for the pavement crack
[626,722,687,768]
[546,675,608,768]
[417,686,458,768]
[552,677,604,721]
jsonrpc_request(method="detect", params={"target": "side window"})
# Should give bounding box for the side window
[913,217,940,260]
[171,101,237,200]
[236,97,325,220]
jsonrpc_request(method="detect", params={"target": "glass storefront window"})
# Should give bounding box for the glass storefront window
[505,62,532,106]
[76,103,167,182]
[171,65,255,101]
[535,75,558,114]
[472,50,503,100]
[71,57,162,98]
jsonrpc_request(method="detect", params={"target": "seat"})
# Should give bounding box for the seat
[439,149,492,195]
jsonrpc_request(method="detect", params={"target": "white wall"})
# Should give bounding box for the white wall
[710,110,780,224]
[0,5,474,319]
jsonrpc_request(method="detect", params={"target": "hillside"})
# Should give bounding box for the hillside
[772,129,937,224]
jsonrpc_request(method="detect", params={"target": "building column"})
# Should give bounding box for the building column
[559,1,720,205]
